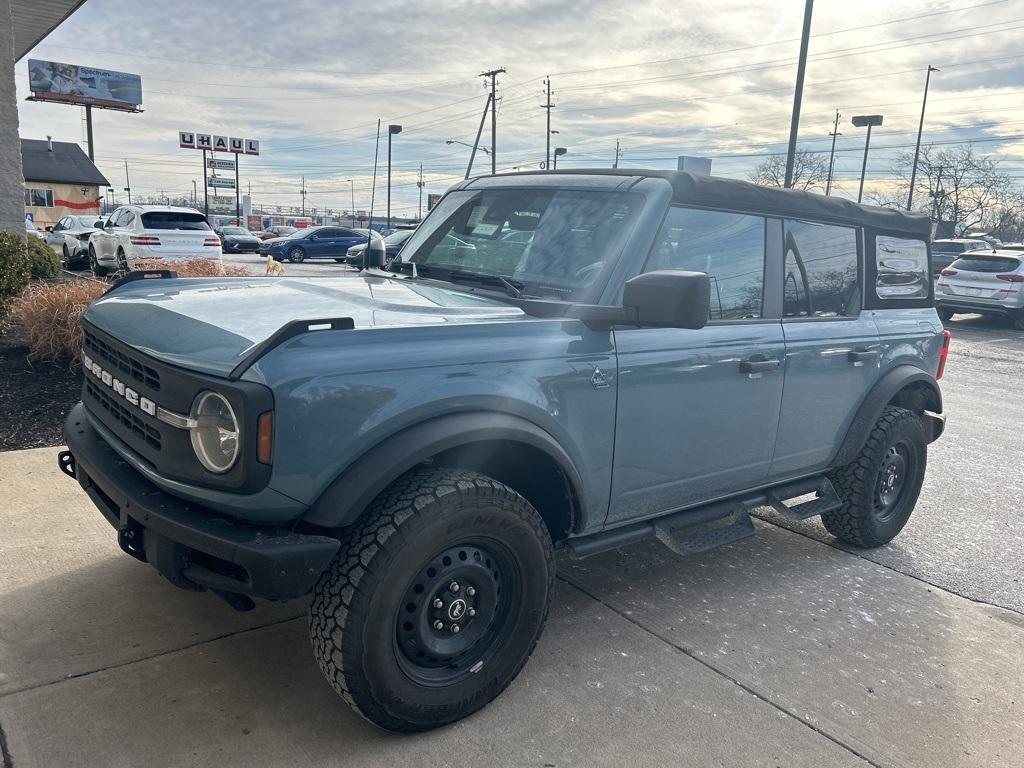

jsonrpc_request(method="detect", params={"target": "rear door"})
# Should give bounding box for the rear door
[608,206,786,525]
[307,227,342,258]
[771,219,880,476]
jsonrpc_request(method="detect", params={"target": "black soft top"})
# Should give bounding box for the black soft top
[494,169,933,240]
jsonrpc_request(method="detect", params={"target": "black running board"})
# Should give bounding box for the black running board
[566,475,839,559]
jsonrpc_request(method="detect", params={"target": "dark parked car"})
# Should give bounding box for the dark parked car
[931,238,990,274]
[214,226,262,254]
[344,228,413,265]
[260,226,379,263]
[258,226,297,241]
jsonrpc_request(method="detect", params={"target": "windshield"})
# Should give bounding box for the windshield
[355,228,383,240]
[395,188,642,301]
[932,242,965,254]
[141,211,211,230]
[220,226,250,235]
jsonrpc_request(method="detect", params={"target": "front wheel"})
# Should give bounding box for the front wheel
[823,406,927,548]
[288,247,305,263]
[309,468,554,732]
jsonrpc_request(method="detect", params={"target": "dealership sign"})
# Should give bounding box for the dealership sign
[208,176,236,189]
[208,158,235,170]
[179,131,259,155]
[28,59,142,111]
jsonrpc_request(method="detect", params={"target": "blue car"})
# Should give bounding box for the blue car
[259,225,373,263]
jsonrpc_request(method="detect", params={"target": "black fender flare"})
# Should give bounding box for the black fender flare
[830,365,942,468]
[303,411,587,531]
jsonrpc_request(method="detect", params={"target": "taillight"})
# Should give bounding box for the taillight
[130,235,161,246]
[204,237,221,247]
[996,273,1024,282]
[939,268,957,276]
[936,329,951,381]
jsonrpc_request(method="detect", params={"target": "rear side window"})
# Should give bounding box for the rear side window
[950,255,1022,273]
[141,211,211,230]
[646,207,766,320]
[875,236,928,299]
[783,221,859,318]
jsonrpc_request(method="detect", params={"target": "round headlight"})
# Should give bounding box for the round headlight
[189,391,240,473]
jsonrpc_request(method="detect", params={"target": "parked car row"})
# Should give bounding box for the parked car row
[258,226,385,263]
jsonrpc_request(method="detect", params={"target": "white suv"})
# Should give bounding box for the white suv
[88,205,222,276]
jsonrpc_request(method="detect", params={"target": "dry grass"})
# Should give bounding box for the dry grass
[132,258,252,277]
[9,280,107,367]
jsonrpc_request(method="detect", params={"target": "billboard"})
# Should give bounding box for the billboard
[180,131,259,156]
[28,59,142,111]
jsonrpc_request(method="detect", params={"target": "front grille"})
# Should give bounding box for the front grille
[83,329,160,391]
[85,378,161,451]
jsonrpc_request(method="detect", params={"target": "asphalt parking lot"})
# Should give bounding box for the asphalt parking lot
[1,302,1021,767]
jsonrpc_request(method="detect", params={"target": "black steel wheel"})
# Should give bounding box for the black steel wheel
[309,467,554,732]
[288,246,305,263]
[824,406,926,548]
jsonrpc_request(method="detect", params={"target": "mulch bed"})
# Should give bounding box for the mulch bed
[0,332,81,451]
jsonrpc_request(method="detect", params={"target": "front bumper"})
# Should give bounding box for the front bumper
[61,403,339,602]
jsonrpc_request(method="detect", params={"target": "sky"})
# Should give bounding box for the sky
[15,0,1024,219]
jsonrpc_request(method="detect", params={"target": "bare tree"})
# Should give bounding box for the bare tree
[749,150,828,192]
[892,145,1017,236]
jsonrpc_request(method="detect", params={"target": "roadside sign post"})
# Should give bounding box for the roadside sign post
[179,131,258,223]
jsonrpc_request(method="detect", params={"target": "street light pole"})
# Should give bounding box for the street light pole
[387,124,402,228]
[852,114,883,204]
[553,147,567,170]
[907,65,939,211]
[346,179,355,227]
[784,0,815,188]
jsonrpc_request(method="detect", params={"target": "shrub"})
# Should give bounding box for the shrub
[9,279,107,366]
[0,231,31,321]
[27,236,62,279]
[132,258,251,277]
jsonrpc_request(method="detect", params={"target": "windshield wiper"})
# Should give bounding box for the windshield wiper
[441,270,524,298]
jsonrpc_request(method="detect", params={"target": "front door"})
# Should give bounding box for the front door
[607,206,785,526]
[770,219,880,476]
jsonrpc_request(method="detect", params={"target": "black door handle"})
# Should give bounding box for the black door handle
[739,356,781,374]
[847,349,880,363]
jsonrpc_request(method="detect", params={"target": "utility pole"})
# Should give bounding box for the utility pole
[908,65,940,211]
[479,68,505,174]
[85,104,94,161]
[387,124,402,228]
[541,76,554,169]
[613,139,621,168]
[826,110,841,196]
[417,163,424,220]
[347,179,355,227]
[124,159,131,204]
[300,175,307,217]
[784,0,815,188]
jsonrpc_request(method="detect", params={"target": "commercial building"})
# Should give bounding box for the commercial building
[22,137,108,230]
[1,0,88,236]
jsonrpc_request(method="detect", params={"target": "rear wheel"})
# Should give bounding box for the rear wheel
[309,467,554,732]
[937,307,954,322]
[288,247,305,263]
[824,406,926,548]
[1011,315,1024,331]
[89,246,108,277]
[116,248,129,273]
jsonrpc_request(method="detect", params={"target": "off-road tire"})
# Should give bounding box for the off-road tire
[309,467,555,732]
[937,307,954,322]
[823,406,926,548]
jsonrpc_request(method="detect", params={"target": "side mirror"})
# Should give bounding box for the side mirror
[93,221,104,228]
[46,226,54,232]
[362,237,387,270]
[622,270,710,329]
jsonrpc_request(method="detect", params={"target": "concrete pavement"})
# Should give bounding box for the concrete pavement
[2,443,1022,767]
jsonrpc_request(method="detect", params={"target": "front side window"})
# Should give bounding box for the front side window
[25,188,54,207]
[398,188,642,301]
[876,236,928,299]
[141,211,210,230]
[783,220,860,318]
[645,207,766,320]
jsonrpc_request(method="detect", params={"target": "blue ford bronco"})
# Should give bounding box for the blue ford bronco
[59,170,948,731]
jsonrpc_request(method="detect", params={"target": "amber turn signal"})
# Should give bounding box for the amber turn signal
[257,411,273,464]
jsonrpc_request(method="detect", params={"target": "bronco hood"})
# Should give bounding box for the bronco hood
[83,274,526,377]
